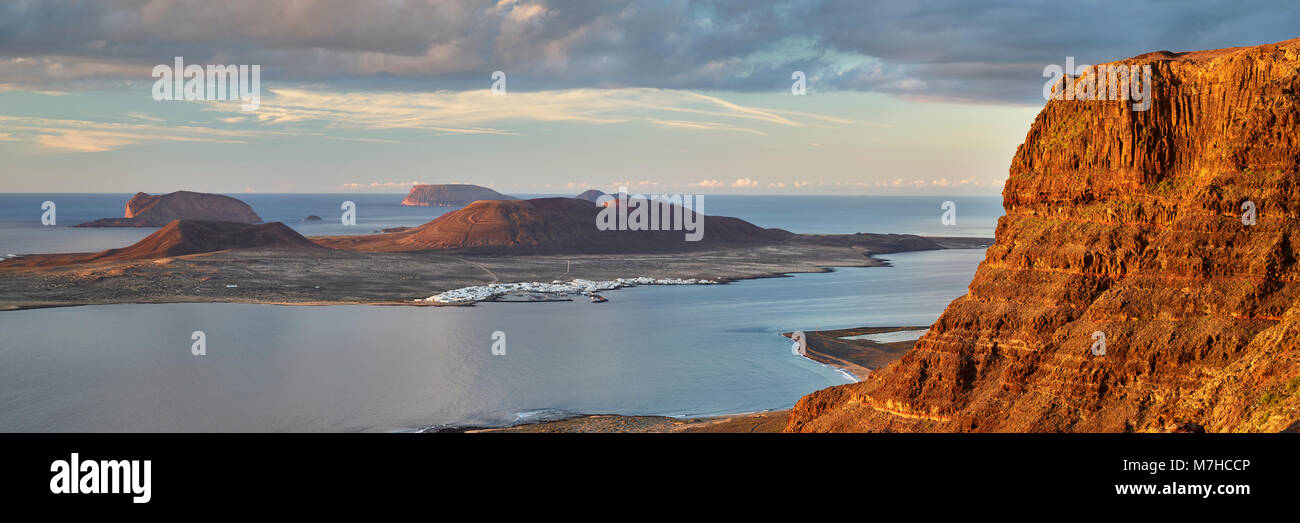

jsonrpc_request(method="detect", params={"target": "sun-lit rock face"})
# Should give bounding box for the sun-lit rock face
[77,191,262,227]
[399,184,517,206]
[788,38,1300,433]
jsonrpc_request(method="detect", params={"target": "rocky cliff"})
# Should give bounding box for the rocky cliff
[788,38,1300,433]
[76,191,262,227]
[400,184,516,206]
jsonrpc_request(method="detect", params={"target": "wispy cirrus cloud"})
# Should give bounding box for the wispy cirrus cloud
[203,87,851,137]
[0,115,260,152]
[341,181,424,189]
[0,112,403,153]
[646,118,766,135]
[0,84,860,152]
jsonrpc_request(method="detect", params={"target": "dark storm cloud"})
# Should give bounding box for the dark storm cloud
[1,0,1297,104]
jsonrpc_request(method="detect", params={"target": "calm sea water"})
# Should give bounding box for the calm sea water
[0,249,983,432]
[0,193,1002,254]
[0,193,995,431]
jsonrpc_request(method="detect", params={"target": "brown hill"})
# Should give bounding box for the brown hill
[76,191,262,227]
[316,197,792,254]
[400,184,517,207]
[99,220,322,260]
[1,220,322,269]
[788,37,1300,433]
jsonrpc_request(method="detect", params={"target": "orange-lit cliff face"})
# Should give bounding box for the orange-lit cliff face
[399,184,518,206]
[788,38,1300,433]
[76,191,262,227]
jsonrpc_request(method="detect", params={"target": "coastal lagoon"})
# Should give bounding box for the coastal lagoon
[0,249,984,432]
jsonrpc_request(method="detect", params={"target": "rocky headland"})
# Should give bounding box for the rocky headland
[399,183,516,207]
[75,191,262,227]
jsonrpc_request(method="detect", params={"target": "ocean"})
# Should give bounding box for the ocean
[0,193,1002,254]
[0,249,985,432]
[0,193,999,431]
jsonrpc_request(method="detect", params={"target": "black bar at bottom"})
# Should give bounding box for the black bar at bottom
[2,433,1290,511]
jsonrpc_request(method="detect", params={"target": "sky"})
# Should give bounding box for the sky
[1,0,1298,195]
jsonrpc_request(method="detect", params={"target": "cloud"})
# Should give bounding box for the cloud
[0,111,411,152]
[647,118,766,135]
[125,112,164,122]
[212,87,836,136]
[0,115,264,152]
[0,84,854,153]
[612,180,662,188]
[867,176,1006,189]
[3,1,1296,105]
[341,181,424,189]
[731,177,760,188]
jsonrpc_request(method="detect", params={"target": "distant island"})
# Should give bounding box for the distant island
[315,197,793,254]
[0,195,988,309]
[574,189,608,203]
[400,184,517,207]
[75,191,262,227]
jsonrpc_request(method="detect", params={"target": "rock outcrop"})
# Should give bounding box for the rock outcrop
[788,38,1300,433]
[316,197,793,254]
[76,191,262,227]
[399,184,516,207]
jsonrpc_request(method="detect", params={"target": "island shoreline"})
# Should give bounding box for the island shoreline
[0,235,990,311]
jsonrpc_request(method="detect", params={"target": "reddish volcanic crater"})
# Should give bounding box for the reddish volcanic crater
[1,220,322,270]
[315,197,793,254]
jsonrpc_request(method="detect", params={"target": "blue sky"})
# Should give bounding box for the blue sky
[1,0,1297,194]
